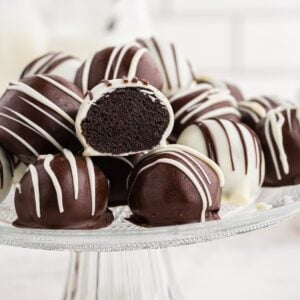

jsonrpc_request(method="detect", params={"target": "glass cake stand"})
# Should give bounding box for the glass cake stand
[0,185,300,300]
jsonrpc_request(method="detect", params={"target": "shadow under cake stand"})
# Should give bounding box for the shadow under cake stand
[0,185,299,300]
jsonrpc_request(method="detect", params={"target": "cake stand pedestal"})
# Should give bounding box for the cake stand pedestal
[0,186,299,300]
[64,249,182,300]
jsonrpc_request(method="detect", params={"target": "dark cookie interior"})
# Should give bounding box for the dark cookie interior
[81,87,170,154]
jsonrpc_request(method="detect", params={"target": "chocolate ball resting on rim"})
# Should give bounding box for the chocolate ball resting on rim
[76,78,174,156]
[169,83,241,140]
[93,156,134,207]
[137,36,194,97]
[177,119,265,205]
[20,51,81,82]
[0,75,83,164]
[238,96,281,130]
[14,149,113,229]
[74,42,163,94]
[255,106,300,187]
[127,144,224,227]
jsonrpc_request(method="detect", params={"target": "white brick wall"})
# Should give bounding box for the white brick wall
[153,16,232,70]
[153,0,300,102]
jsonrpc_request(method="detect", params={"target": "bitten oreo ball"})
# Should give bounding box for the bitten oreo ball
[0,75,83,163]
[256,107,300,186]
[178,119,265,205]
[238,96,281,129]
[76,78,174,156]
[93,156,134,207]
[170,84,240,140]
[75,42,163,93]
[20,52,81,82]
[14,150,113,229]
[127,144,224,227]
[137,37,194,97]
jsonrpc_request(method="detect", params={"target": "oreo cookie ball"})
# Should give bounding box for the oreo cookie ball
[0,75,83,163]
[76,78,174,156]
[93,156,133,207]
[14,149,113,229]
[127,144,224,227]
[75,42,163,93]
[178,119,265,205]
[20,52,81,82]
[170,84,240,140]
[238,96,281,130]
[256,107,300,186]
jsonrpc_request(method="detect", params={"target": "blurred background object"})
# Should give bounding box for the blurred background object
[1,0,300,103]
[0,0,300,299]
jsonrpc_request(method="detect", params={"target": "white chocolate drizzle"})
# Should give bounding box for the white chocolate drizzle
[264,107,294,180]
[63,149,79,200]
[44,155,64,213]
[28,165,40,218]
[86,157,96,216]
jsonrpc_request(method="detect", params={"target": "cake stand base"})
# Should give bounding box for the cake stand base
[63,250,183,300]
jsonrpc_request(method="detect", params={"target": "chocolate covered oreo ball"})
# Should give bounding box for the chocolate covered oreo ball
[178,119,265,205]
[20,52,81,82]
[137,37,194,97]
[256,107,300,186]
[14,150,113,229]
[93,156,133,207]
[75,42,163,93]
[170,84,240,139]
[238,96,281,129]
[76,78,174,156]
[127,144,224,227]
[0,75,83,163]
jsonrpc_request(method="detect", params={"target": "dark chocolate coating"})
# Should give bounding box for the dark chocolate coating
[127,147,221,227]
[256,108,300,186]
[75,45,163,92]
[93,157,133,207]
[0,75,83,164]
[14,153,113,229]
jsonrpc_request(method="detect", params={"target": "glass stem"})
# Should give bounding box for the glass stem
[63,249,183,300]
